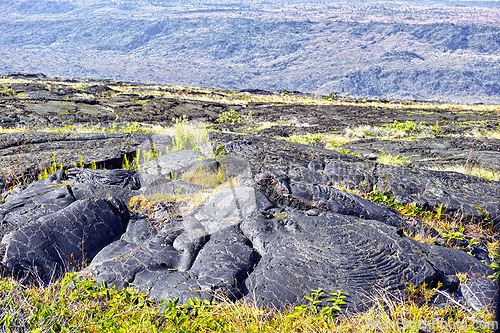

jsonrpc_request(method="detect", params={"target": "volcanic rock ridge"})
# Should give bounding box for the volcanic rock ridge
[0,76,498,314]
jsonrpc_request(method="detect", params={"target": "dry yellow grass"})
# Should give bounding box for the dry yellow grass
[181,166,225,188]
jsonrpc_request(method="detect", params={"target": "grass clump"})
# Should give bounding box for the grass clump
[0,85,15,96]
[181,165,225,188]
[323,134,356,149]
[37,154,64,180]
[284,133,325,146]
[218,109,253,125]
[171,116,208,152]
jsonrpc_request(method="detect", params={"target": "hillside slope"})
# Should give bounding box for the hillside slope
[0,0,499,103]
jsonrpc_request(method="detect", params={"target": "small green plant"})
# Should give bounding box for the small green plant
[405,282,442,306]
[442,220,465,240]
[487,262,499,281]
[456,273,468,283]
[130,98,149,106]
[38,154,64,180]
[442,230,465,245]
[322,92,348,101]
[151,142,159,159]
[475,205,493,227]
[74,156,85,168]
[383,120,423,135]
[215,145,226,163]
[335,147,361,157]
[0,86,15,96]
[122,154,131,169]
[323,92,339,100]
[288,288,346,319]
[218,109,241,124]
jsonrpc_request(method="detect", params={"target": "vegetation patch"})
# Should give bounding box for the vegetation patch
[284,133,325,146]
[219,109,242,124]
[0,273,495,332]
[181,165,225,188]
[345,120,441,139]
[376,151,415,166]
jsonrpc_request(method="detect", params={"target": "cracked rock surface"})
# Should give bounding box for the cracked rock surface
[341,136,500,173]
[0,132,153,191]
[0,132,498,312]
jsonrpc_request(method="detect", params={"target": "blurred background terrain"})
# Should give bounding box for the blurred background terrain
[0,0,499,103]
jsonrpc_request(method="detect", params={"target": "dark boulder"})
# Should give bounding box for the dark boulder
[0,170,134,284]
[2,197,129,284]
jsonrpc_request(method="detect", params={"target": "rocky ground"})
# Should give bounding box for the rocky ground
[0,75,498,315]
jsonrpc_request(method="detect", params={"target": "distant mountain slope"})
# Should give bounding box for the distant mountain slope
[1,0,499,103]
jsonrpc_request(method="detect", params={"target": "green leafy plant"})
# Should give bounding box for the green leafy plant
[487,262,499,281]
[288,288,346,319]
[442,223,465,243]
[214,145,226,163]
[0,85,15,96]
[322,92,348,101]
[382,120,423,135]
[218,109,241,124]
[122,154,132,169]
